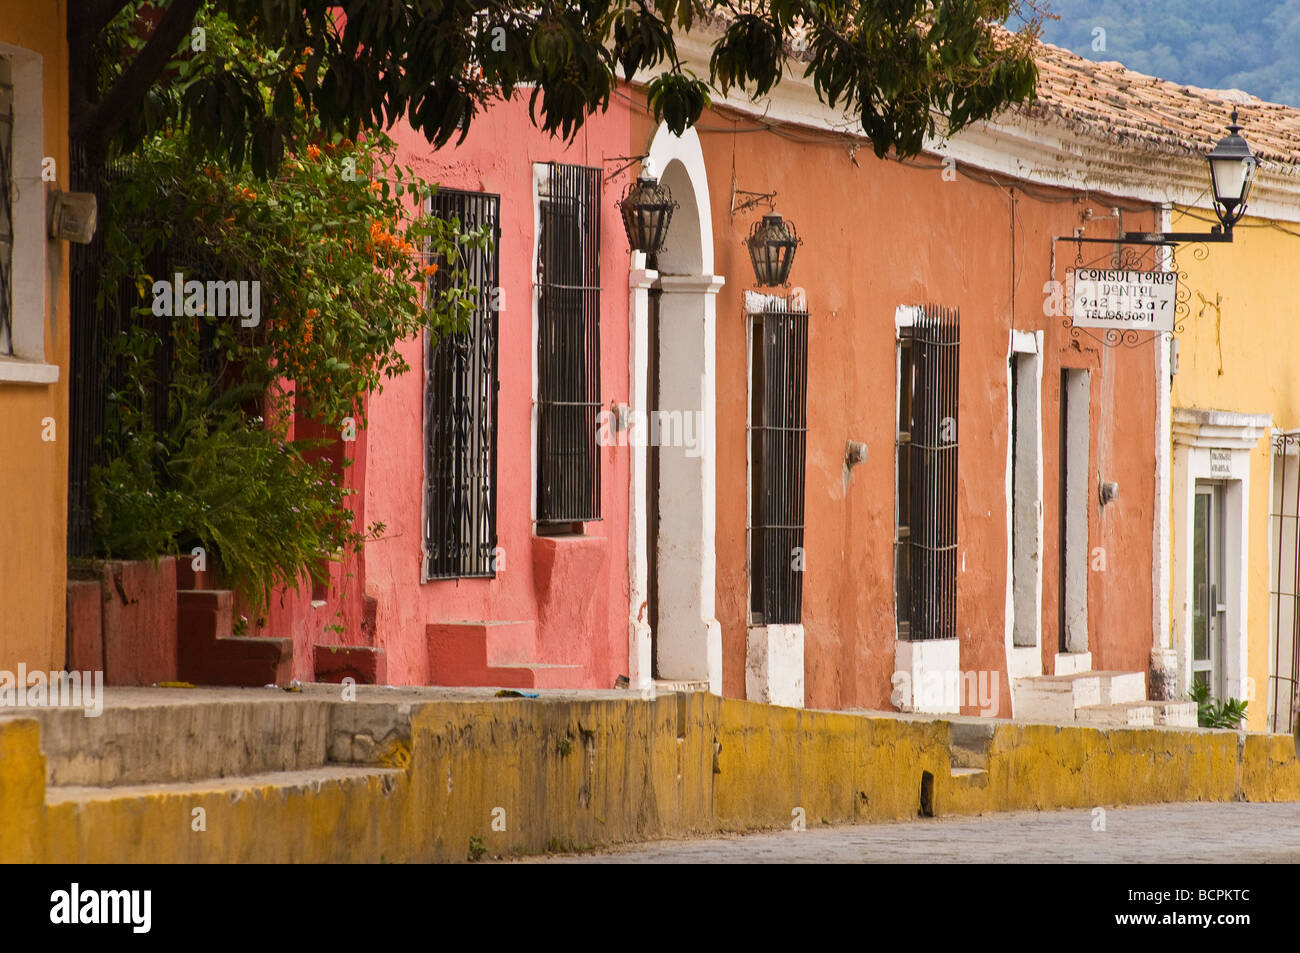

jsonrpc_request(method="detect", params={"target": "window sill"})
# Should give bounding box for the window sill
[0,358,59,385]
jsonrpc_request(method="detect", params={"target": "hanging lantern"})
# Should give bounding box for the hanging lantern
[619,171,677,255]
[1206,109,1257,230]
[746,212,802,287]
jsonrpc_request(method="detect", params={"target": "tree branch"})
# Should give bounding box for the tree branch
[71,0,204,160]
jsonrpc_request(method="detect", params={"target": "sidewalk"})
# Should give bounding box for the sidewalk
[1,685,1296,863]
[515,802,1300,864]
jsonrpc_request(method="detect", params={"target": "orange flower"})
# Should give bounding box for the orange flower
[422,263,439,277]
[306,144,321,160]
[306,308,319,319]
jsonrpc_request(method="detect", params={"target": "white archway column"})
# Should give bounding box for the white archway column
[625,124,728,694]
[627,262,656,693]
[655,274,725,691]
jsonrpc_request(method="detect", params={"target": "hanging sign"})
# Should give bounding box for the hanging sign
[1068,268,1178,332]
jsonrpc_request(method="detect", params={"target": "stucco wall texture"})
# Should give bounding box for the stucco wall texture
[0,2,70,674]
[376,100,634,688]
[1173,210,1300,732]
[631,100,1159,712]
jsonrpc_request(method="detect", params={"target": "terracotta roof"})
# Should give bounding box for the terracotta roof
[1025,40,1300,169]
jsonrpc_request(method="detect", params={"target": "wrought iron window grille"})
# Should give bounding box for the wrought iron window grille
[749,295,809,626]
[895,306,960,641]
[0,75,13,357]
[424,188,501,580]
[536,162,603,526]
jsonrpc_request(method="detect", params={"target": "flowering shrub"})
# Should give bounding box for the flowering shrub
[92,115,487,607]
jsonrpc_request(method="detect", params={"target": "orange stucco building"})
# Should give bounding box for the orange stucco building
[615,32,1248,727]
[0,1,70,673]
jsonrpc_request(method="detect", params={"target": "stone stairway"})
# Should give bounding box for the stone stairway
[7,686,413,814]
[1013,652,1198,728]
[426,621,582,688]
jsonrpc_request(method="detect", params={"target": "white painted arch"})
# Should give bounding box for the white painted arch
[627,123,724,693]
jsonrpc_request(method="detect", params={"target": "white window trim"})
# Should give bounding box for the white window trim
[530,163,544,526]
[892,306,917,642]
[0,42,57,384]
[1061,368,1091,654]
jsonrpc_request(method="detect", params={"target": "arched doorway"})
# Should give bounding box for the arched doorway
[628,125,725,692]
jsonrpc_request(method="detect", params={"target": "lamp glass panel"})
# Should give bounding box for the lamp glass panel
[1209,155,1249,205]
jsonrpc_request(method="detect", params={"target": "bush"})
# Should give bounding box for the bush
[91,50,488,608]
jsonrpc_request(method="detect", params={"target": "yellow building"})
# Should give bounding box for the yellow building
[0,2,69,672]
[1175,205,1300,734]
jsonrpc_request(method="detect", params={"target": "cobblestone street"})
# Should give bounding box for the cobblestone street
[523,802,1300,863]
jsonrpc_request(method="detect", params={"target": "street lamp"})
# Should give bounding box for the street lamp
[746,212,802,286]
[1065,109,1259,246]
[619,168,677,256]
[1206,109,1257,230]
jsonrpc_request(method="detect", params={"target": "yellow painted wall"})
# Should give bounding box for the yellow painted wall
[1,696,1296,863]
[0,1,69,672]
[1173,209,1300,731]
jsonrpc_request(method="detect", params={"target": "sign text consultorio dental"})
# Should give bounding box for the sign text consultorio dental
[1068,268,1178,332]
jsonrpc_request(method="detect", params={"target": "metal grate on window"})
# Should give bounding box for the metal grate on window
[0,74,13,357]
[1270,432,1300,735]
[424,188,501,579]
[536,162,602,525]
[896,305,960,641]
[750,296,809,625]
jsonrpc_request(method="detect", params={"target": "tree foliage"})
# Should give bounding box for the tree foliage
[90,12,489,605]
[73,0,1042,172]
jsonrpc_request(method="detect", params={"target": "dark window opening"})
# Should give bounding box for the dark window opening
[424,188,501,580]
[537,162,602,526]
[749,296,808,626]
[0,68,13,357]
[895,306,960,641]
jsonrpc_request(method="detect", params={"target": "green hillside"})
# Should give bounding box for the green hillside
[1038,0,1300,106]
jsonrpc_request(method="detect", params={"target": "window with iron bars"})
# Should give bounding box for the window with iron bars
[749,296,808,625]
[424,188,500,579]
[895,305,960,640]
[0,62,14,357]
[536,162,602,528]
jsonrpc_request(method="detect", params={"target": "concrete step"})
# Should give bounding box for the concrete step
[178,589,292,687]
[949,720,995,770]
[426,620,582,688]
[1053,652,1092,676]
[1013,672,1102,722]
[655,679,711,694]
[2,686,415,789]
[1152,700,1199,728]
[1075,702,1157,727]
[313,644,387,685]
[1094,670,1148,705]
[45,764,402,809]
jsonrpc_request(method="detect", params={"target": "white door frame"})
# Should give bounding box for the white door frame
[1171,408,1270,701]
[1006,330,1045,684]
[627,124,725,692]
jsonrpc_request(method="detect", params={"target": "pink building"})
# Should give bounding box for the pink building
[342,98,636,688]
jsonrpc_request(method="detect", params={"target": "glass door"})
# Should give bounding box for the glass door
[1193,483,1226,696]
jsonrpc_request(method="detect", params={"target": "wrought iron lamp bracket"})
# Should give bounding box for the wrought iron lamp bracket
[730,176,778,217]
[604,153,650,180]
